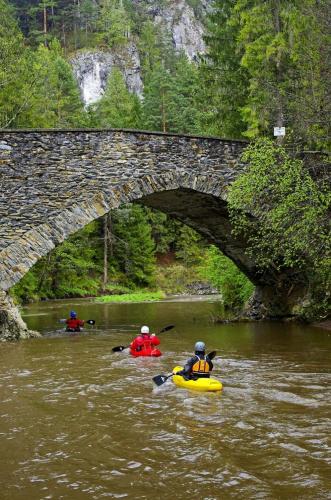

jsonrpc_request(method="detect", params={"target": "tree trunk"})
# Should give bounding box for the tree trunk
[43,6,48,46]
[161,91,166,133]
[273,0,285,145]
[103,213,113,291]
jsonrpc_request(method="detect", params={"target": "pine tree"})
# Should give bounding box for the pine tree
[111,205,156,287]
[93,67,141,128]
[203,0,330,147]
[97,0,130,48]
[16,39,86,127]
[168,54,200,134]
[0,0,34,127]
[142,63,173,132]
[201,0,248,138]
[138,21,161,77]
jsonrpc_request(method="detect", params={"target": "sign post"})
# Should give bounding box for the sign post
[274,127,286,145]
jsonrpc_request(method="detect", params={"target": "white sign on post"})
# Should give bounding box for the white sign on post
[274,127,286,137]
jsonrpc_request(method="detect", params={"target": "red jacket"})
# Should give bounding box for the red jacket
[130,334,160,351]
[66,318,84,330]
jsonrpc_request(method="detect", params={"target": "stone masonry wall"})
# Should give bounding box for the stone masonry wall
[0,129,247,292]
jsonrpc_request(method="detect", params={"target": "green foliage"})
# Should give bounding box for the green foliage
[138,21,161,76]
[142,54,201,134]
[203,0,330,148]
[228,138,330,319]
[145,210,174,254]
[96,291,165,303]
[142,62,173,132]
[18,39,86,127]
[110,205,156,287]
[174,223,204,266]
[200,0,248,138]
[228,138,330,271]
[92,68,141,128]
[97,0,130,48]
[199,246,254,309]
[0,0,33,127]
[10,221,101,302]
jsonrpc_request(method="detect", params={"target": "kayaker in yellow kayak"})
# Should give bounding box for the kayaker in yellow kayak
[175,341,213,380]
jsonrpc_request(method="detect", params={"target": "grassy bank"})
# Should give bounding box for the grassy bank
[95,291,166,303]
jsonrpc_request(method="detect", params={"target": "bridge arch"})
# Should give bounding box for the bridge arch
[0,171,255,291]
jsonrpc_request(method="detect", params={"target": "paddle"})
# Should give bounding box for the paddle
[112,324,175,353]
[152,350,217,387]
[59,319,95,325]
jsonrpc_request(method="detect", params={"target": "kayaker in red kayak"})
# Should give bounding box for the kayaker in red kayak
[176,341,213,379]
[130,326,161,357]
[65,310,85,332]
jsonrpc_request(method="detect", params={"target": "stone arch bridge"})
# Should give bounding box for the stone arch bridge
[0,129,301,340]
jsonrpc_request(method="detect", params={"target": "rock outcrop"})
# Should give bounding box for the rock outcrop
[71,0,208,105]
[0,292,40,341]
[71,43,143,106]
[152,0,206,60]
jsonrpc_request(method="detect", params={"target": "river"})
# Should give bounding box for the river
[0,297,330,499]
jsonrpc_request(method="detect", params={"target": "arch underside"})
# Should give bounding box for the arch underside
[1,173,265,291]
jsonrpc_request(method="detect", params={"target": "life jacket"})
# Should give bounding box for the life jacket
[142,335,152,350]
[192,354,211,377]
[66,318,84,331]
[131,334,160,353]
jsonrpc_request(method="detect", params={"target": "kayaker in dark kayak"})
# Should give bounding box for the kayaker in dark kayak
[65,310,85,332]
[130,326,161,356]
[176,341,213,380]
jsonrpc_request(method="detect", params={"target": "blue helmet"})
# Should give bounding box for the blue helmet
[195,341,205,352]
[70,310,77,318]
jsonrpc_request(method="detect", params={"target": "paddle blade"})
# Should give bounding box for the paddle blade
[86,320,95,325]
[152,374,171,387]
[208,350,217,360]
[112,345,128,353]
[159,324,175,334]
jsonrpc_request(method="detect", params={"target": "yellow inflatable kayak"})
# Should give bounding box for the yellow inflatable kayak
[172,366,223,392]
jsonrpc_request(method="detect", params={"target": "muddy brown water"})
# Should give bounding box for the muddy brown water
[0,297,330,499]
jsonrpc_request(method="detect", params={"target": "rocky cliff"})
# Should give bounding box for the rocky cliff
[71,0,209,105]
[71,43,143,106]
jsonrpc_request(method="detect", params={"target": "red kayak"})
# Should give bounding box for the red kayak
[130,348,162,357]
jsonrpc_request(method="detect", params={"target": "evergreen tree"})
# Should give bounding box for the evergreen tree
[111,205,156,287]
[203,0,330,147]
[174,223,204,266]
[0,0,34,127]
[93,67,141,128]
[97,0,130,48]
[138,20,161,77]
[17,39,86,127]
[11,221,102,301]
[142,62,173,132]
[27,0,57,46]
[168,54,200,134]
[201,0,248,138]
